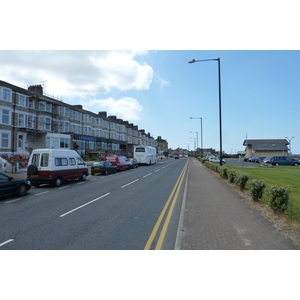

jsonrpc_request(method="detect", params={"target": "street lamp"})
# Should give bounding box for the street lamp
[190,117,203,156]
[285,136,295,155]
[188,58,223,165]
[190,131,198,154]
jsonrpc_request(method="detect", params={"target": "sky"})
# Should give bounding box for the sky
[1,50,300,154]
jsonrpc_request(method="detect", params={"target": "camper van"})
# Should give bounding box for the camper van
[27,149,89,187]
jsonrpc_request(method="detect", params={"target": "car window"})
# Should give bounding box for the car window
[31,153,40,166]
[41,153,49,167]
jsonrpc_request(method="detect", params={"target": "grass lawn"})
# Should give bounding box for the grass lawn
[227,165,300,222]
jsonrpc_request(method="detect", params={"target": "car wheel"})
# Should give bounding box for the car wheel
[275,163,280,166]
[295,163,299,166]
[81,173,87,181]
[53,178,62,187]
[104,170,108,175]
[17,184,27,196]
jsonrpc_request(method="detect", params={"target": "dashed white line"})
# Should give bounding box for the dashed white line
[155,169,161,172]
[60,193,110,217]
[0,239,14,247]
[35,191,49,196]
[5,198,22,203]
[58,186,69,190]
[143,173,152,178]
[121,179,139,188]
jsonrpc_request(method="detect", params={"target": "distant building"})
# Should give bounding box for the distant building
[243,139,289,157]
[156,136,168,154]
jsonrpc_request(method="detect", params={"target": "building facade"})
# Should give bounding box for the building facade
[243,139,289,157]
[0,80,159,158]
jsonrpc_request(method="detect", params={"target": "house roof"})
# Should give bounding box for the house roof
[243,139,289,151]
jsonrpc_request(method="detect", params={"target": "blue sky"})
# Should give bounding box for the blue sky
[1,50,299,154]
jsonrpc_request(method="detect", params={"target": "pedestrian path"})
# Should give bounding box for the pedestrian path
[179,158,299,250]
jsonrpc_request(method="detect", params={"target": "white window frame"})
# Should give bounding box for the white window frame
[0,130,11,148]
[1,108,10,125]
[1,88,12,102]
[18,94,26,107]
[18,114,25,127]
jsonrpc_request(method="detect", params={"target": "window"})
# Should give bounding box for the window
[41,154,49,167]
[39,102,46,111]
[45,118,51,131]
[18,114,25,127]
[28,115,33,128]
[55,158,68,166]
[31,154,40,166]
[28,99,34,109]
[60,138,69,148]
[64,107,70,117]
[1,109,10,124]
[18,94,26,107]
[69,158,76,166]
[1,132,10,148]
[45,103,52,112]
[2,88,11,101]
[64,122,69,132]
[76,157,85,165]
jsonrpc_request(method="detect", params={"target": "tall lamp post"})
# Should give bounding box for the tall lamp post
[190,131,198,155]
[285,136,295,155]
[190,117,203,156]
[188,58,223,166]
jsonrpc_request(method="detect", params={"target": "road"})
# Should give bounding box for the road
[0,158,188,250]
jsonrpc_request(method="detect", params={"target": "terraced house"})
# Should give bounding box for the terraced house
[0,80,158,158]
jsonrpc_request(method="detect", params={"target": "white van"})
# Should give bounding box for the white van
[27,149,89,187]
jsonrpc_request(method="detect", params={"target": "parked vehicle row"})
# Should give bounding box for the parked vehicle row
[244,156,300,166]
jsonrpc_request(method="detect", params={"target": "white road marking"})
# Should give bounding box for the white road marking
[60,193,111,217]
[5,198,22,203]
[35,191,49,196]
[121,179,139,188]
[58,186,69,190]
[143,173,152,178]
[0,239,14,247]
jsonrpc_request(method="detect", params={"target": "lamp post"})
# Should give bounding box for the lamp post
[188,58,223,166]
[190,131,198,155]
[190,117,203,156]
[285,136,295,155]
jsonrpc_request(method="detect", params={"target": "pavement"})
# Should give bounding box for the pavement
[6,159,300,250]
[178,157,299,250]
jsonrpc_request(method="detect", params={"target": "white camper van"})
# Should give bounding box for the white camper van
[27,149,89,187]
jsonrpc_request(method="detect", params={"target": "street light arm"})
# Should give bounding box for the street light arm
[188,58,218,63]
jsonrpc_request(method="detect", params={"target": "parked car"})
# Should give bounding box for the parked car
[209,157,226,164]
[129,158,139,169]
[269,156,300,166]
[103,156,131,171]
[91,161,117,175]
[0,173,31,198]
[256,157,266,163]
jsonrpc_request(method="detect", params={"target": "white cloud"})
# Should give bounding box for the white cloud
[0,50,153,97]
[82,97,143,121]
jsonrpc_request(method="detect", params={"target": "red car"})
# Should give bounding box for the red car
[102,156,130,172]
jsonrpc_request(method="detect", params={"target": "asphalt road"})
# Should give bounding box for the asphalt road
[0,158,187,250]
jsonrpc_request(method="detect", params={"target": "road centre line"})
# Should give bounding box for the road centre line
[155,169,161,172]
[121,179,139,188]
[5,198,22,203]
[143,173,152,178]
[60,193,111,217]
[35,191,49,196]
[0,239,14,247]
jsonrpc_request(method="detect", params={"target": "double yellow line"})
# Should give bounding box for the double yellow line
[144,160,189,250]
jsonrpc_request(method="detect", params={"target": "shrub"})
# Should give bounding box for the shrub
[249,179,266,200]
[220,166,228,179]
[227,169,237,183]
[268,185,291,212]
[234,171,249,190]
